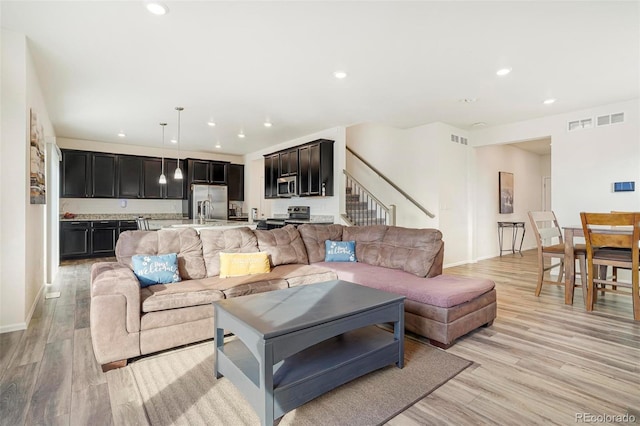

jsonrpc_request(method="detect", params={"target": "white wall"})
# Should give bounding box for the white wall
[1,30,55,332]
[474,99,640,228]
[244,127,346,222]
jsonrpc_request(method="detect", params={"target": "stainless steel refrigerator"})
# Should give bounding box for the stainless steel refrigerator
[191,185,228,220]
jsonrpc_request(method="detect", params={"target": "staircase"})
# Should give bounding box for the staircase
[342,171,395,226]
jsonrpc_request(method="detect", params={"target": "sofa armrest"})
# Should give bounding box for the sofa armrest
[90,262,143,366]
[426,240,444,278]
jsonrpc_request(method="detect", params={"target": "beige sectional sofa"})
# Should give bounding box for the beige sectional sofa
[90,224,496,371]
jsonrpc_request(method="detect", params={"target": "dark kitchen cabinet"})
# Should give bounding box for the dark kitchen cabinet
[264,154,279,198]
[298,139,334,197]
[118,156,143,198]
[165,159,185,199]
[91,221,117,256]
[60,221,90,258]
[228,164,244,201]
[142,158,163,199]
[187,159,228,185]
[210,162,227,184]
[279,149,298,177]
[118,220,138,236]
[61,150,91,197]
[92,153,117,197]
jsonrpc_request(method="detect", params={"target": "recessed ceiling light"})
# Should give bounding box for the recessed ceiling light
[496,68,512,76]
[117,132,126,138]
[146,2,168,15]
[170,138,177,144]
[215,142,221,149]
[264,121,272,128]
[543,98,557,105]
[238,131,245,138]
[472,122,487,128]
[207,121,216,127]
[333,71,347,79]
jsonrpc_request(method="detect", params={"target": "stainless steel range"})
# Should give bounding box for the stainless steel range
[260,206,311,230]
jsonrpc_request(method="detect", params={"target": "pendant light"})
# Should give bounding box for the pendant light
[174,106,183,180]
[158,122,167,184]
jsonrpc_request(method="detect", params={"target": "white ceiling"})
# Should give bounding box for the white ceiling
[2,1,639,156]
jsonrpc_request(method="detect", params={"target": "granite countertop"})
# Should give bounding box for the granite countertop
[60,213,187,222]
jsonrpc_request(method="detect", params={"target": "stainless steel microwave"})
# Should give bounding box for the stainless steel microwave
[277,176,297,197]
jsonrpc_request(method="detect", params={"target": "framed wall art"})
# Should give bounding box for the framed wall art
[499,171,513,214]
[30,109,46,204]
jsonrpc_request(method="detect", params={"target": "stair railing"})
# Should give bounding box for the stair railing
[343,170,396,226]
[346,146,435,219]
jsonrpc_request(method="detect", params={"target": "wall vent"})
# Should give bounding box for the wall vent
[596,112,624,127]
[568,118,593,132]
[450,134,468,145]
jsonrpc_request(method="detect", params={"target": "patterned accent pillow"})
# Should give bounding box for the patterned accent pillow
[325,240,357,262]
[219,252,271,278]
[131,253,181,287]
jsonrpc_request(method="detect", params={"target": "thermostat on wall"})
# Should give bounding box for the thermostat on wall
[613,181,635,192]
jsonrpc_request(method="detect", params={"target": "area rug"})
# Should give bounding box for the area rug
[118,336,470,426]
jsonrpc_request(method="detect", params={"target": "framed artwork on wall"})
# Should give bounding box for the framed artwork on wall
[499,171,513,214]
[30,109,46,204]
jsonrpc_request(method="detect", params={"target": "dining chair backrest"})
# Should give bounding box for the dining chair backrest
[528,210,563,247]
[136,217,150,231]
[580,212,640,254]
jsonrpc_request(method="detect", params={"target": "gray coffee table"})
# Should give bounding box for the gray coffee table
[213,280,405,426]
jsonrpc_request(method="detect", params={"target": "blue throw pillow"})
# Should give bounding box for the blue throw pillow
[131,253,181,287]
[325,240,357,262]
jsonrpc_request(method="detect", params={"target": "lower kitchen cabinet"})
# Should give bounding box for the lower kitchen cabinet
[60,221,90,258]
[61,220,124,259]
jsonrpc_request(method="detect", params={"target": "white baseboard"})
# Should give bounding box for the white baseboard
[0,322,27,334]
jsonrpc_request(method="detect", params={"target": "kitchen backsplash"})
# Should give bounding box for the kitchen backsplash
[60,198,185,215]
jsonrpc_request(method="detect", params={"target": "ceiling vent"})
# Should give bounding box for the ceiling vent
[596,112,625,127]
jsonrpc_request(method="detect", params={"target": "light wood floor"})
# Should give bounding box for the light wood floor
[1,250,639,425]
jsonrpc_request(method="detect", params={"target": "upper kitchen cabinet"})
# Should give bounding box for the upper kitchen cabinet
[92,153,117,197]
[61,150,91,197]
[264,153,279,199]
[165,159,185,199]
[142,158,163,199]
[228,164,244,201]
[297,139,334,196]
[278,149,298,178]
[186,159,228,185]
[118,155,143,198]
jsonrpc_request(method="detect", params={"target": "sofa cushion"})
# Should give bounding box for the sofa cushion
[325,240,357,262]
[219,252,271,278]
[316,261,494,308]
[377,226,443,277]
[116,230,158,269]
[254,225,309,266]
[157,228,207,280]
[140,279,225,313]
[297,224,344,263]
[132,253,181,287]
[267,264,338,287]
[341,225,388,265]
[200,227,259,277]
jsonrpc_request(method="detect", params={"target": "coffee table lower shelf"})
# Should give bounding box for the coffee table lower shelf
[217,326,399,420]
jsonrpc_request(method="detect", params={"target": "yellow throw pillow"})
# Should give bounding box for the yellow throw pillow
[219,252,271,278]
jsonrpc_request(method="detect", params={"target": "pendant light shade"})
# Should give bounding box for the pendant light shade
[174,107,183,180]
[158,122,167,184]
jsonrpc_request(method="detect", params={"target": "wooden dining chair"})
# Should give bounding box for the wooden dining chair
[136,217,150,231]
[528,211,587,301]
[580,212,640,320]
